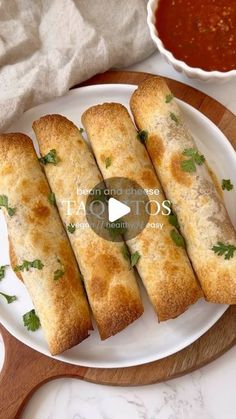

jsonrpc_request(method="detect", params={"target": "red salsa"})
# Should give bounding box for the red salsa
[155,0,236,72]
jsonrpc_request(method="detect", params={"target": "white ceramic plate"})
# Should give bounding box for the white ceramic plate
[1,83,235,368]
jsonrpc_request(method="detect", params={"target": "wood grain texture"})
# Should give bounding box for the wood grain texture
[0,70,236,419]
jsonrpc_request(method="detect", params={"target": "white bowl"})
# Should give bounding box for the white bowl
[147,0,236,83]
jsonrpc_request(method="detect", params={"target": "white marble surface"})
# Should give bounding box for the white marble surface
[1,51,236,419]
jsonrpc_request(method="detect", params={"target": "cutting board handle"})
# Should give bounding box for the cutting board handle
[1,305,236,417]
[0,325,88,419]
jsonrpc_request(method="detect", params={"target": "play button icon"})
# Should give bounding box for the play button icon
[108,197,131,222]
[85,177,150,242]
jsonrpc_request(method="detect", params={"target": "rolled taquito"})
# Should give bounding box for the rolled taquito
[82,104,201,321]
[0,133,92,355]
[33,115,143,339]
[130,77,236,304]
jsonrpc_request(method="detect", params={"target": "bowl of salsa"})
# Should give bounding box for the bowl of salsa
[147,0,236,82]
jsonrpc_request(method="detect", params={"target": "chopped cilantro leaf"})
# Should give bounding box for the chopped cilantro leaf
[170,229,185,248]
[0,292,17,304]
[0,195,16,217]
[137,130,148,144]
[222,179,234,191]
[165,94,174,103]
[54,269,65,280]
[212,242,236,260]
[0,265,8,281]
[130,251,141,267]
[121,244,130,262]
[67,223,76,234]
[39,149,60,165]
[181,148,205,173]
[14,259,44,272]
[170,112,179,124]
[105,157,112,168]
[48,192,56,206]
[23,309,41,331]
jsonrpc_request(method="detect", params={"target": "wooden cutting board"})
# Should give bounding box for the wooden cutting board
[1,70,236,419]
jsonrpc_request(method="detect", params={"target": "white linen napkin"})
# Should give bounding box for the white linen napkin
[0,0,155,132]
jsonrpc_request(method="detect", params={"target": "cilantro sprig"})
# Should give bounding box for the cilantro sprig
[120,246,141,268]
[0,292,17,304]
[67,223,76,234]
[54,269,65,280]
[48,192,56,206]
[121,244,130,262]
[39,149,60,165]
[181,148,205,173]
[170,229,185,248]
[0,195,16,217]
[137,130,148,144]
[120,245,141,268]
[130,251,141,267]
[23,309,41,331]
[166,201,180,229]
[0,265,8,281]
[169,212,180,229]
[170,112,179,125]
[222,179,234,191]
[54,259,65,280]
[105,157,112,168]
[14,259,44,272]
[165,94,174,103]
[212,242,236,260]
